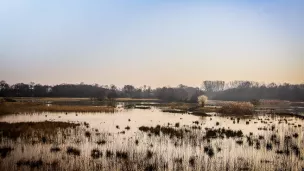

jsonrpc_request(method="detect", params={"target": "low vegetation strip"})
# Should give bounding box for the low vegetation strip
[115,98,160,102]
[0,102,115,115]
[12,97,91,102]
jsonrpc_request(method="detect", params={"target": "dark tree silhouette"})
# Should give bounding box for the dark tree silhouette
[0,80,303,102]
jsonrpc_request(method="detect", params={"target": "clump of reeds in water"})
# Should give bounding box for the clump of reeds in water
[91,149,102,159]
[236,139,244,145]
[266,143,273,151]
[189,156,196,167]
[116,151,128,159]
[125,126,130,130]
[66,147,80,156]
[0,146,13,158]
[17,159,43,168]
[203,146,215,157]
[146,150,153,159]
[50,147,61,153]
[139,125,188,139]
[106,150,114,158]
[85,131,91,138]
[204,128,243,139]
[96,140,106,145]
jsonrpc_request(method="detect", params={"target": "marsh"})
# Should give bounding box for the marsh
[0,102,303,171]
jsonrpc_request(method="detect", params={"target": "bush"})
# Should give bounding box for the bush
[219,102,254,115]
[198,95,208,107]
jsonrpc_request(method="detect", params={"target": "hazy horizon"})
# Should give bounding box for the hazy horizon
[0,0,303,87]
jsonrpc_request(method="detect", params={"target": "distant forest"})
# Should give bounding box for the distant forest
[0,80,303,102]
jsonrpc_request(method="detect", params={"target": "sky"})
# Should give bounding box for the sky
[0,0,303,87]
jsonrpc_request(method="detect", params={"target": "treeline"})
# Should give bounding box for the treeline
[0,81,203,102]
[0,80,303,102]
[202,81,304,101]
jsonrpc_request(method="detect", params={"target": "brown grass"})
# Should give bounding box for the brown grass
[0,102,115,115]
[219,102,254,115]
[12,97,91,102]
[10,97,161,103]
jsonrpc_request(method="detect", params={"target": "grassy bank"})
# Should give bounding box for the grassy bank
[0,102,115,115]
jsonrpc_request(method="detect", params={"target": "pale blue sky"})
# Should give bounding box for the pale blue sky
[0,0,303,87]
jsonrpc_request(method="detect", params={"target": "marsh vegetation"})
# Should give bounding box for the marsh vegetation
[0,101,303,171]
[0,102,115,115]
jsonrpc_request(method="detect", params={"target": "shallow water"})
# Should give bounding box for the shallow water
[0,107,303,171]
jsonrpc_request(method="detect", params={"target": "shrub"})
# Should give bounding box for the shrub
[219,102,254,115]
[198,95,208,107]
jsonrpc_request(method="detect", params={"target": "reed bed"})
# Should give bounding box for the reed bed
[219,102,254,115]
[0,121,80,140]
[0,102,115,114]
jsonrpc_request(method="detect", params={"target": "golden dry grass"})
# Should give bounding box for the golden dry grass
[0,102,115,115]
